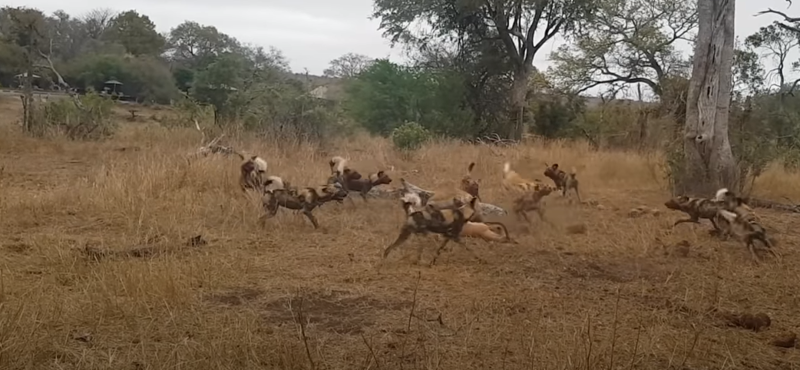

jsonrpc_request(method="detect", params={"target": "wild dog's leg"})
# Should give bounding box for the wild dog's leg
[746,238,761,262]
[301,204,320,229]
[672,216,700,227]
[535,205,554,225]
[383,226,413,259]
[429,238,452,266]
[573,183,581,203]
[359,190,369,202]
[759,236,779,259]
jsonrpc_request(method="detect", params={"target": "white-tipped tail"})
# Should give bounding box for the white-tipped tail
[253,157,268,173]
[718,209,738,222]
[714,188,730,202]
[264,175,285,190]
[503,162,511,174]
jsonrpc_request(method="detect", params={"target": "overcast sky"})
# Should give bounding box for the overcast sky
[5,0,796,79]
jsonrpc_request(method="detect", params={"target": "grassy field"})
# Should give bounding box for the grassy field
[1,96,800,370]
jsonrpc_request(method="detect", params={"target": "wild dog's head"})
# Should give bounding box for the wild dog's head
[369,170,393,186]
[664,195,691,211]
[460,162,481,200]
[321,178,348,202]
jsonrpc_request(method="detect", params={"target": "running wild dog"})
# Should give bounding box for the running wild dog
[664,195,729,232]
[341,170,393,202]
[544,163,580,202]
[238,154,268,192]
[383,193,481,265]
[460,162,481,200]
[512,182,557,224]
[502,162,541,193]
[716,209,778,261]
[260,176,348,229]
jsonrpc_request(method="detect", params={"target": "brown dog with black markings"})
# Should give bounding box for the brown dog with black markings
[460,162,481,201]
[502,162,540,193]
[342,170,393,202]
[664,195,729,233]
[544,163,580,202]
[512,182,557,224]
[383,192,482,265]
[716,208,778,261]
[261,176,349,229]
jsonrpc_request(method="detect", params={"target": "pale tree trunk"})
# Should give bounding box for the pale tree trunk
[675,0,736,197]
[507,67,531,141]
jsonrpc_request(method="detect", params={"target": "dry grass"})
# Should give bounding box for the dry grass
[1,97,800,370]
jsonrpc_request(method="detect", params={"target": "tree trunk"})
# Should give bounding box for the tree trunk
[506,68,530,141]
[22,68,34,134]
[675,0,736,197]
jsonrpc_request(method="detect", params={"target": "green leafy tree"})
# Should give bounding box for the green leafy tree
[323,53,375,78]
[373,0,596,140]
[548,0,696,97]
[103,10,165,56]
[190,53,246,124]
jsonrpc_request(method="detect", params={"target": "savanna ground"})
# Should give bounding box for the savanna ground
[1,96,800,370]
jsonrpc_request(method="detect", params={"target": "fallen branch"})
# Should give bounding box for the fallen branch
[747,197,800,213]
[189,119,237,158]
[367,179,508,216]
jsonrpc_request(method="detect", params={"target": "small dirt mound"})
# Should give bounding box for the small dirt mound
[261,290,412,335]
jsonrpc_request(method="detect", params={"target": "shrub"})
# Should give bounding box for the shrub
[37,92,116,140]
[391,122,430,151]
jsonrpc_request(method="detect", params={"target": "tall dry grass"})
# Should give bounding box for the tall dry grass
[2,105,800,369]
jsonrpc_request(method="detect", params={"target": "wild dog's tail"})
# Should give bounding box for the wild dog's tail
[264,175,285,190]
[467,162,476,175]
[503,162,511,175]
[329,156,347,174]
[714,188,730,202]
[252,156,268,173]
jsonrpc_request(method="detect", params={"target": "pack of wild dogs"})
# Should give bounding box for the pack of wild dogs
[235,151,778,264]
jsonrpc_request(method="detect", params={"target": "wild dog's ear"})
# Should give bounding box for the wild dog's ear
[377,170,385,177]
[251,155,258,161]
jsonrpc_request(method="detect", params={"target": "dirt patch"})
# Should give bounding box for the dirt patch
[205,287,264,306]
[261,290,412,335]
[562,257,668,284]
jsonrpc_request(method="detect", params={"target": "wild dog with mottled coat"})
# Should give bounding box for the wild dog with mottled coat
[261,176,348,229]
[502,162,542,193]
[512,182,558,224]
[460,162,481,201]
[383,192,481,265]
[342,170,393,202]
[664,195,730,232]
[715,208,778,261]
[238,153,268,193]
[544,163,580,202]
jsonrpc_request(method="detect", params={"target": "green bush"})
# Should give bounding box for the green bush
[391,122,430,151]
[38,92,116,140]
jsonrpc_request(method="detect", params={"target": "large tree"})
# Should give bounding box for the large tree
[372,0,595,140]
[323,53,375,78]
[675,0,736,195]
[548,0,696,97]
[103,10,165,56]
